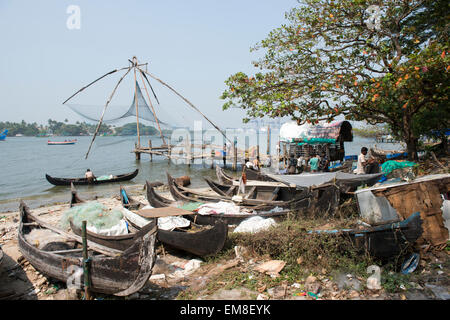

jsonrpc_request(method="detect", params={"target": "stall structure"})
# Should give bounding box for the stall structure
[278,120,353,163]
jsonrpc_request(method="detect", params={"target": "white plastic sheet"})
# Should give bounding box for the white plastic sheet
[197,201,244,215]
[233,216,277,234]
[87,219,129,236]
[122,207,190,231]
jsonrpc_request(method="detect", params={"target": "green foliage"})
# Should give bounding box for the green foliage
[353,125,388,138]
[113,123,159,136]
[221,0,449,159]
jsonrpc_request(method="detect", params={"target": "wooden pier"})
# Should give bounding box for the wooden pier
[133,138,273,171]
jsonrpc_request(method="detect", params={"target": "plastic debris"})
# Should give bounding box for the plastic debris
[254,260,286,277]
[401,253,420,275]
[233,216,277,234]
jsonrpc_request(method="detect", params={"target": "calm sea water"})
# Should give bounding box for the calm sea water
[0,135,403,212]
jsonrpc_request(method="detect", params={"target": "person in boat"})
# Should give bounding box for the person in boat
[318,152,330,172]
[85,169,96,183]
[308,154,320,172]
[354,147,379,174]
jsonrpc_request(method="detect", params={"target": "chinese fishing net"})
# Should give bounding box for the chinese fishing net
[66,81,173,126]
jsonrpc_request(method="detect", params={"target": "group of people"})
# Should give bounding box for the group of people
[288,152,330,174]
[285,146,379,175]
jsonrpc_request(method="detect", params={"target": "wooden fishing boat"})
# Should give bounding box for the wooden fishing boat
[70,185,226,256]
[205,177,301,200]
[45,169,139,186]
[310,211,423,258]
[216,166,276,185]
[119,186,228,256]
[369,146,407,160]
[168,173,312,211]
[146,180,307,225]
[18,201,157,296]
[47,139,77,145]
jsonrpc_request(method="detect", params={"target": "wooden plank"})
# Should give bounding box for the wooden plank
[137,207,194,218]
[269,187,280,201]
[231,180,288,187]
[244,186,257,199]
[225,185,237,197]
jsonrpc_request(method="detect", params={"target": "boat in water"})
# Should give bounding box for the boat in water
[45,169,139,186]
[47,139,77,145]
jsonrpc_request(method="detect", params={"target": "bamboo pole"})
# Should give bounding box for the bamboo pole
[85,67,132,159]
[133,57,141,148]
[149,139,153,162]
[135,142,140,160]
[233,138,237,171]
[267,126,270,155]
[82,221,91,300]
[138,69,166,145]
[62,66,130,104]
[168,136,171,164]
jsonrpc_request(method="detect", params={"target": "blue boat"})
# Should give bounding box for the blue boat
[0,129,8,141]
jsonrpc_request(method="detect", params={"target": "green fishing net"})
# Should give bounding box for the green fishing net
[60,202,124,230]
[381,160,418,175]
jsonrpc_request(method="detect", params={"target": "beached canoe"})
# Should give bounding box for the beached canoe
[146,180,306,225]
[168,172,313,211]
[216,166,277,185]
[18,201,157,296]
[309,211,423,258]
[45,169,138,186]
[69,185,227,256]
[119,186,228,257]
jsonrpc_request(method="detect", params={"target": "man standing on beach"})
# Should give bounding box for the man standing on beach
[354,147,379,174]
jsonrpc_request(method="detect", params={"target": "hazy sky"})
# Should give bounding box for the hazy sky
[0,0,299,129]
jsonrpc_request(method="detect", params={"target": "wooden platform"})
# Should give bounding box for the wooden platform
[137,207,194,218]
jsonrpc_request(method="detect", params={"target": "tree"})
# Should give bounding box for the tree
[221,0,449,160]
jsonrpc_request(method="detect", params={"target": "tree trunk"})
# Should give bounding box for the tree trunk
[402,112,418,161]
[406,137,418,161]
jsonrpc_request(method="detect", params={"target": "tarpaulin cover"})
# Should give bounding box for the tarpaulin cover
[266,172,383,190]
[279,120,352,142]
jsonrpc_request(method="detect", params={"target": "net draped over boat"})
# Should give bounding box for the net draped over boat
[60,202,124,230]
[66,81,168,126]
